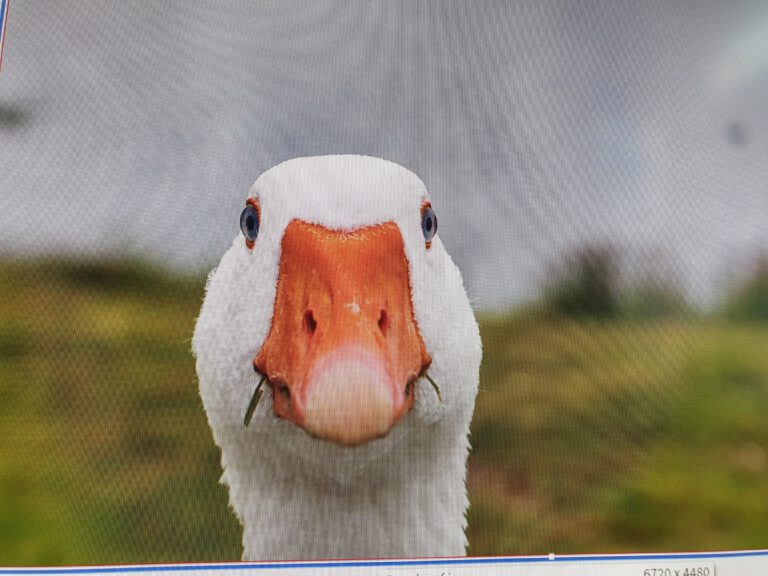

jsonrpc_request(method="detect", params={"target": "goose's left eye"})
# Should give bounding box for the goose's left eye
[240,201,260,246]
[421,204,437,246]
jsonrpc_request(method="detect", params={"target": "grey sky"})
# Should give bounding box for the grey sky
[1,1,766,310]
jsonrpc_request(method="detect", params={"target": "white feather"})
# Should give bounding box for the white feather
[192,155,482,560]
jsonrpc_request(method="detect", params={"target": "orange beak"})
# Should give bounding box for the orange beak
[253,219,431,447]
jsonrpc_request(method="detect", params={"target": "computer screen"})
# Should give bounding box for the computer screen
[1,1,766,574]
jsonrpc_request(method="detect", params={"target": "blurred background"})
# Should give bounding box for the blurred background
[1,0,767,564]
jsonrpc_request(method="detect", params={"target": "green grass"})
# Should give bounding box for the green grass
[467,314,768,554]
[0,260,240,565]
[0,260,766,563]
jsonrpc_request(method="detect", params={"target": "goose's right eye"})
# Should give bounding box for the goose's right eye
[240,200,260,247]
[421,202,437,248]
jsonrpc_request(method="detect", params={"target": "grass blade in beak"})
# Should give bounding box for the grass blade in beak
[244,374,267,426]
[425,372,442,402]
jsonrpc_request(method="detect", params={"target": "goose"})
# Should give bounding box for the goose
[192,155,482,561]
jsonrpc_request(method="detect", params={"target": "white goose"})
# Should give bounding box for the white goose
[192,155,481,560]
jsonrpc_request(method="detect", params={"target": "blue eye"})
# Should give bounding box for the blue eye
[240,202,259,245]
[421,204,437,244]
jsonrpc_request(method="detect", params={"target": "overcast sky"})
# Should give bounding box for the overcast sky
[1,1,766,310]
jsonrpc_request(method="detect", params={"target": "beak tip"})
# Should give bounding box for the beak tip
[299,348,400,446]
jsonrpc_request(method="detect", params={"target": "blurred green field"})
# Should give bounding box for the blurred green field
[0,260,766,564]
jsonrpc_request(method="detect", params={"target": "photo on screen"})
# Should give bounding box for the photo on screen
[0,0,766,568]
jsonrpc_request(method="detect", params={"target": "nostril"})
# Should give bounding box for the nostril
[303,310,317,336]
[278,384,291,401]
[378,309,389,336]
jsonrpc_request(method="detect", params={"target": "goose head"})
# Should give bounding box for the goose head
[193,155,481,482]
